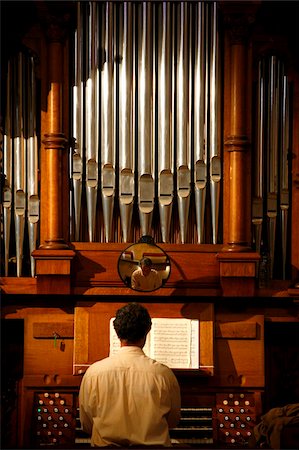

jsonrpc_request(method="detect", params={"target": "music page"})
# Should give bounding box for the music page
[109,317,199,369]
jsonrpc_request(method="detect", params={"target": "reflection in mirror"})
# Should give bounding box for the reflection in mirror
[118,236,171,292]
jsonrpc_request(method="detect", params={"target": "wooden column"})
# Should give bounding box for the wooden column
[32,7,75,294]
[219,4,260,295]
[222,6,256,252]
[40,16,69,250]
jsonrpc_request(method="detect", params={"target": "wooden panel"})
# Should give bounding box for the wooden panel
[0,278,37,295]
[35,259,71,275]
[22,312,74,376]
[215,321,257,339]
[73,302,214,376]
[33,322,74,338]
[71,243,222,295]
[220,262,256,277]
[213,312,264,387]
[36,275,73,295]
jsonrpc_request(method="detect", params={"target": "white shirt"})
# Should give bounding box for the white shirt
[79,346,181,447]
[131,268,162,291]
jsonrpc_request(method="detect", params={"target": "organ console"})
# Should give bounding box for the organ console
[1,1,299,449]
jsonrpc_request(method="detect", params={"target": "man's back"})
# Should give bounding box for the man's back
[79,346,181,447]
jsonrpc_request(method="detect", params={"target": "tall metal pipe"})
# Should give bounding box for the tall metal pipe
[267,56,279,277]
[13,53,26,277]
[27,55,39,277]
[85,2,99,242]
[3,60,12,276]
[280,74,289,279]
[176,2,191,243]
[119,1,135,242]
[194,2,206,243]
[252,58,265,255]
[157,2,173,243]
[137,2,154,236]
[72,2,84,241]
[101,1,115,242]
[209,2,221,244]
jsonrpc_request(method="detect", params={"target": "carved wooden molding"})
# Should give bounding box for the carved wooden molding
[42,133,67,151]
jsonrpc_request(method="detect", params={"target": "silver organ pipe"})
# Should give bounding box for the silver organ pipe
[280,74,290,279]
[252,59,265,255]
[209,2,221,244]
[267,56,279,278]
[118,1,135,243]
[26,55,39,277]
[137,2,155,236]
[176,2,191,244]
[101,1,115,242]
[3,61,12,276]
[85,2,99,242]
[194,2,206,244]
[14,53,26,277]
[254,56,291,281]
[72,2,84,241]
[157,2,174,243]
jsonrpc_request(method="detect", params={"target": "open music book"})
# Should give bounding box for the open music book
[109,317,199,369]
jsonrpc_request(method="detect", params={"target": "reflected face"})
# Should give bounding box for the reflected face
[141,264,151,277]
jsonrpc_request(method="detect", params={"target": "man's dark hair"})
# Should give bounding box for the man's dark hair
[140,257,152,267]
[113,303,152,343]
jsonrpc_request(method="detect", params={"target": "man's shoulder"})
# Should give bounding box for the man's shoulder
[146,356,177,377]
[84,356,113,375]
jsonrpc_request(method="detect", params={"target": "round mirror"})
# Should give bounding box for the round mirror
[118,236,171,292]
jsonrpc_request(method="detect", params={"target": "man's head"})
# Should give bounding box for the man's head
[140,257,153,277]
[113,303,152,345]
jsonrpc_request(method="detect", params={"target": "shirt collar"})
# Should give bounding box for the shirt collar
[118,346,145,355]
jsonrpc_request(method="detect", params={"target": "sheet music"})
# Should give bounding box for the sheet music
[109,317,199,369]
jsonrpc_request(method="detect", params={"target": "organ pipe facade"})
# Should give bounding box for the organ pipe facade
[0,1,295,283]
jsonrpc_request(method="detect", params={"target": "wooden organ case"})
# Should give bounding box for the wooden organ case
[1,1,299,449]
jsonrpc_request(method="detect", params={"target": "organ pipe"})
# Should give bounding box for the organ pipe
[118,2,135,243]
[280,74,289,279]
[209,2,221,244]
[176,2,191,244]
[85,1,99,242]
[137,2,154,236]
[3,60,12,276]
[72,2,84,241]
[267,56,279,278]
[26,55,39,277]
[101,1,115,242]
[157,2,174,243]
[13,53,26,277]
[252,59,265,255]
[194,2,206,244]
